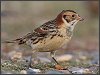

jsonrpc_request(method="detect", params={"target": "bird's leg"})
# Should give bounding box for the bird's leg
[27,50,37,69]
[50,51,73,74]
[50,51,59,64]
[50,51,64,70]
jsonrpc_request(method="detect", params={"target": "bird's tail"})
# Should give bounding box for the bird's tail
[2,38,21,44]
[2,38,26,45]
[2,40,16,43]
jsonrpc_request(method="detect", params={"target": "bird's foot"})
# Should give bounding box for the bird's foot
[54,64,64,70]
[54,64,73,73]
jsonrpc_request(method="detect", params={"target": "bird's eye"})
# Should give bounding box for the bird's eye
[63,15,66,19]
[72,15,75,17]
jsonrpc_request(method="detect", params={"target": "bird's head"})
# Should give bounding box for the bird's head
[56,10,84,29]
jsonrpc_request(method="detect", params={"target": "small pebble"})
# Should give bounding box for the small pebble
[83,69,92,73]
[70,67,84,74]
[72,69,85,74]
[70,67,92,74]
[79,55,87,60]
[45,70,65,74]
[8,51,22,62]
[11,52,22,59]
[20,70,27,74]
[27,68,41,74]
[56,54,73,62]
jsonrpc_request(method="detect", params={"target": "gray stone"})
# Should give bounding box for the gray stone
[27,68,41,74]
[45,70,65,74]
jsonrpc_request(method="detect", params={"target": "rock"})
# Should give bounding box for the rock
[27,68,41,74]
[45,70,65,74]
[70,67,92,74]
[9,51,22,62]
[20,70,27,74]
[72,69,85,74]
[83,68,92,74]
[56,54,73,62]
[79,55,87,60]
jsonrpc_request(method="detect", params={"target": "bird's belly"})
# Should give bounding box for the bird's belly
[31,36,70,52]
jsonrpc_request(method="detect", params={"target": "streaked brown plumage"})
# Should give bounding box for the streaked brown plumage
[4,10,84,70]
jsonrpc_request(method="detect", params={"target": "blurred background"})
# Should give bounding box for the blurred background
[1,1,99,62]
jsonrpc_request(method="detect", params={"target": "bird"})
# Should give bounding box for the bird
[4,10,84,70]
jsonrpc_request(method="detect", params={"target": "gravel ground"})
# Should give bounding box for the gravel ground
[1,49,99,74]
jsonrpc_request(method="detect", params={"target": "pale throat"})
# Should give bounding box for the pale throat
[62,18,78,31]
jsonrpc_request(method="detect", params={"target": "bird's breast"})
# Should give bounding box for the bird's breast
[33,35,70,52]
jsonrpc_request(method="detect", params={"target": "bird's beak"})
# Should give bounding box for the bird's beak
[78,16,84,21]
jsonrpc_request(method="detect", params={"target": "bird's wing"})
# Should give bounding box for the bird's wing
[4,20,57,45]
[4,28,49,45]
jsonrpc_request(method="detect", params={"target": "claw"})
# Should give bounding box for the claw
[55,64,64,70]
[55,64,73,74]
